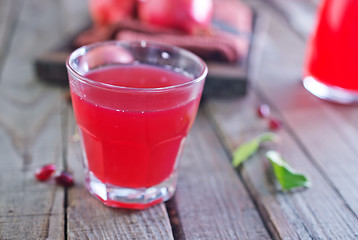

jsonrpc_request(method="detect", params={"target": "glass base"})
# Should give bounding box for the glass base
[303,76,358,104]
[85,170,177,209]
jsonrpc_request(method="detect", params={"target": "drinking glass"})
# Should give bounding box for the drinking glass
[66,41,207,209]
[303,0,358,104]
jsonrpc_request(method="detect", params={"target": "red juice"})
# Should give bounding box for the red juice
[304,0,358,91]
[71,65,201,188]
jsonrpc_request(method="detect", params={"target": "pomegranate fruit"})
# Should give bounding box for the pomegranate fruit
[89,0,136,26]
[137,0,213,34]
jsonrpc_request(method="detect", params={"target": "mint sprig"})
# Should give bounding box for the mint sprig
[232,133,311,191]
[266,151,311,191]
[232,132,277,167]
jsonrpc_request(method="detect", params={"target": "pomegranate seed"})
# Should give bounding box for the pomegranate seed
[269,117,282,130]
[34,164,56,181]
[257,104,271,118]
[55,171,74,187]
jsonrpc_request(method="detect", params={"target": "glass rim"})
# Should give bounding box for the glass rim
[66,40,208,92]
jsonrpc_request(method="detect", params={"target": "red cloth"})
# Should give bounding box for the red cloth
[116,30,248,63]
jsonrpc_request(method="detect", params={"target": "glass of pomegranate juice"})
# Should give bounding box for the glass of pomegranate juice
[66,41,207,209]
[303,0,358,104]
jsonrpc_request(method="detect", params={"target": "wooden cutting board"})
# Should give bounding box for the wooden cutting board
[35,2,254,98]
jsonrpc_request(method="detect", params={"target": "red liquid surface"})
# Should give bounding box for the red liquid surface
[71,65,201,188]
[304,0,358,90]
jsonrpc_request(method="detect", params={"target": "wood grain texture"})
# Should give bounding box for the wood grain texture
[65,108,174,240]
[203,3,358,239]
[245,0,317,40]
[0,0,23,71]
[4,0,358,239]
[251,1,358,225]
[0,0,68,239]
[265,0,317,39]
[205,91,358,239]
[172,111,271,240]
[0,0,89,238]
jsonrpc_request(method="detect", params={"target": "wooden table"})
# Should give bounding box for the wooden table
[2,0,358,239]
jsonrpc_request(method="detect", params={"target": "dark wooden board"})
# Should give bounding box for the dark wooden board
[35,51,250,98]
[34,0,256,98]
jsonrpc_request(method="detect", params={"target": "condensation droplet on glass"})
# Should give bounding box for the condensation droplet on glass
[140,41,147,48]
[161,52,169,59]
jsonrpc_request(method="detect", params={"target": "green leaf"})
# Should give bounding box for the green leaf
[232,132,277,167]
[266,151,311,191]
